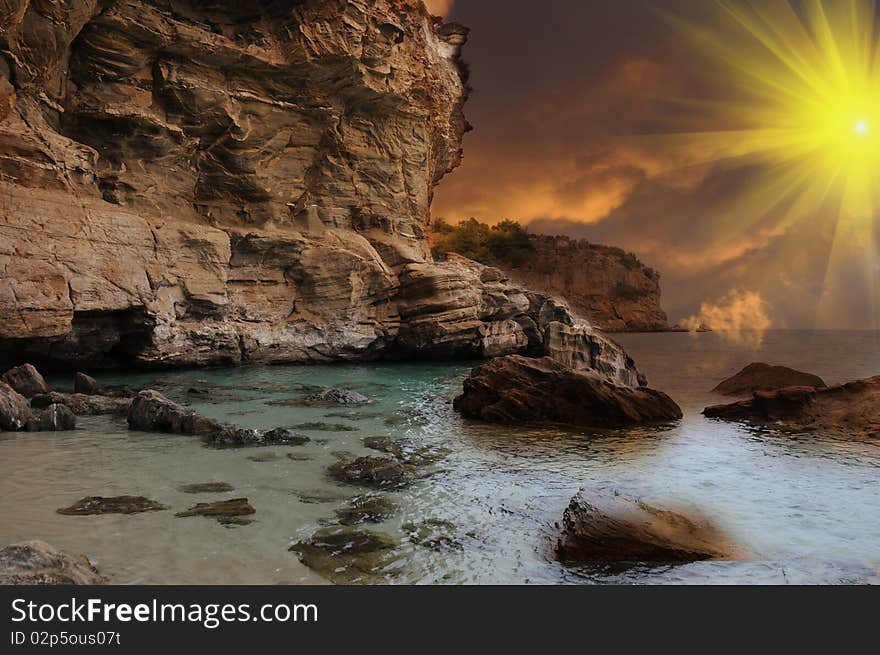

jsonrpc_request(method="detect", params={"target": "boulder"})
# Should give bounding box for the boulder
[703,376,880,439]
[0,381,30,431]
[556,489,736,564]
[1,364,51,398]
[57,496,169,516]
[454,356,682,428]
[74,372,100,395]
[26,404,76,432]
[0,541,108,585]
[712,363,827,396]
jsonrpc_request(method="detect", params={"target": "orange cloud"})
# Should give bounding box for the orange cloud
[680,289,772,347]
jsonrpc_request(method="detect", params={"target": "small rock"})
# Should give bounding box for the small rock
[262,428,311,445]
[287,453,312,462]
[304,388,370,405]
[327,456,414,489]
[57,496,169,516]
[294,489,353,504]
[180,482,235,494]
[363,436,450,466]
[247,452,280,463]
[26,404,76,432]
[0,381,30,431]
[290,526,401,584]
[0,541,108,585]
[291,422,358,432]
[1,364,51,398]
[175,498,255,519]
[335,495,397,525]
[403,519,463,550]
[74,372,100,396]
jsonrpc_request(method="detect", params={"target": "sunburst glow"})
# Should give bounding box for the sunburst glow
[657,0,880,328]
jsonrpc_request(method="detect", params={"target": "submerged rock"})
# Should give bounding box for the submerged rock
[0,381,30,431]
[32,392,131,416]
[290,526,402,584]
[247,452,281,463]
[290,422,358,432]
[0,541,108,585]
[26,404,76,432]
[1,364,51,398]
[454,356,682,428]
[363,436,450,467]
[703,376,880,439]
[328,456,415,490]
[304,388,370,405]
[128,390,310,446]
[335,495,398,526]
[294,489,353,505]
[175,498,255,519]
[712,363,827,396]
[556,489,736,564]
[57,496,169,516]
[403,519,463,551]
[180,482,235,494]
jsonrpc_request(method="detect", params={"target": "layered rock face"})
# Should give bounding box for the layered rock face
[0,0,638,384]
[499,237,669,333]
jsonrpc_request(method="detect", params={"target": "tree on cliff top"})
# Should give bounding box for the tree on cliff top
[432,218,536,267]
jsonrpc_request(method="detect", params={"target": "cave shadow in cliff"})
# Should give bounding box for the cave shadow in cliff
[0,308,156,373]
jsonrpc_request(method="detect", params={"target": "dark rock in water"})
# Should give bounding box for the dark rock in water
[175,498,255,519]
[287,453,313,462]
[247,452,280,463]
[180,483,235,494]
[324,411,385,421]
[0,381,30,431]
[57,496,169,516]
[291,422,358,432]
[304,388,370,405]
[217,516,255,528]
[403,519,463,550]
[556,489,736,564]
[336,495,397,526]
[294,489,353,504]
[363,436,450,466]
[75,372,100,396]
[262,428,311,445]
[290,526,401,584]
[1,364,51,398]
[128,390,309,447]
[454,356,682,428]
[712,363,827,397]
[32,392,131,416]
[0,541,108,585]
[26,404,76,432]
[328,456,415,489]
[703,376,880,439]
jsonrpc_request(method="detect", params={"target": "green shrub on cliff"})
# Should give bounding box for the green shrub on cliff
[431,218,535,268]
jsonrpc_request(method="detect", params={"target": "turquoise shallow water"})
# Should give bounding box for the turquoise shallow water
[0,330,878,584]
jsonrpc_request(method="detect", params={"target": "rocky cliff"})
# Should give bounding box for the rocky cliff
[0,0,640,384]
[500,236,669,333]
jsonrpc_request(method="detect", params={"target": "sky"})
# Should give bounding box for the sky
[427,0,880,330]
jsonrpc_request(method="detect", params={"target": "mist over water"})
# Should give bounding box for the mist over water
[0,331,878,584]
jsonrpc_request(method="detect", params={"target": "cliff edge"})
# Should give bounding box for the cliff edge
[0,0,640,386]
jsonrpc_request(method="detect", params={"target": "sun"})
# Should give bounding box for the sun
[653,0,880,328]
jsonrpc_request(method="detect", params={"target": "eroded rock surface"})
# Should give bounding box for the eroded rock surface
[704,377,880,439]
[328,455,414,489]
[1,364,51,398]
[712,363,827,397]
[57,496,168,515]
[26,403,76,432]
[0,541,108,585]
[556,489,737,564]
[0,1,643,393]
[0,381,30,430]
[454,356,682,428]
